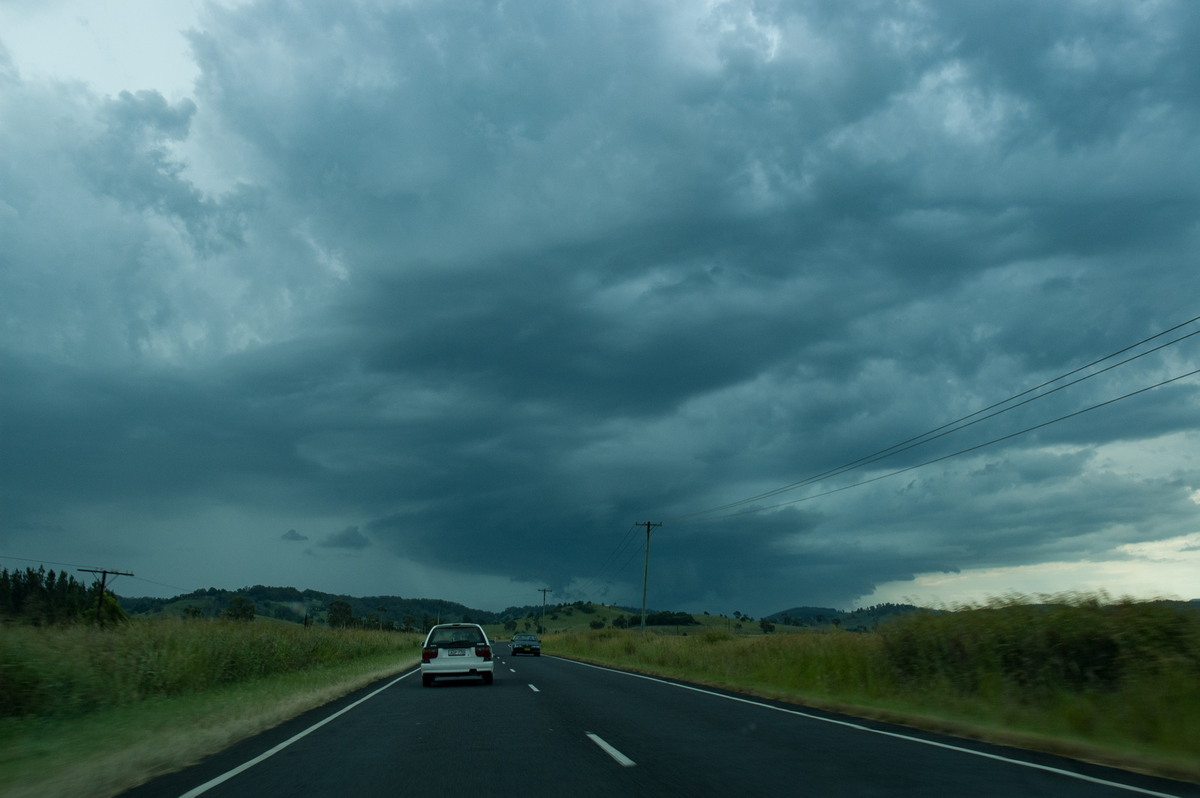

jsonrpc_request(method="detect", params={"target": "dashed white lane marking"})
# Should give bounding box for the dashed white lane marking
[586,732,636,768]
[528,684,540,692]
[561,658,1178,797]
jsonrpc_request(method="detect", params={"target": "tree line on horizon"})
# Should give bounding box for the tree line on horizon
[119,584,507,628]
[111,582,931,632]
[0,566,126,625]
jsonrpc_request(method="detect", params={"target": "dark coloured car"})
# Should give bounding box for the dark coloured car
[510,632,541,656]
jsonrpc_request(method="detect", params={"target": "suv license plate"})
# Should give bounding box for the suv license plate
[447,648,467,656]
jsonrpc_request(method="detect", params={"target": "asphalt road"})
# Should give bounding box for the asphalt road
[121,645,1200,798]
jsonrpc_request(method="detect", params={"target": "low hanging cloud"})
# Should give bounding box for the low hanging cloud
[316,526,372,551]
[1,0,1198,614]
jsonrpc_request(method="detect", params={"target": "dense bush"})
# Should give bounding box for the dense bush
[878,594,1200,699]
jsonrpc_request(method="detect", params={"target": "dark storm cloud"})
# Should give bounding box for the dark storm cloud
[80,88,259,253]
[282,529,307,542]
[2,0,1199,613]
[317,526,371,550]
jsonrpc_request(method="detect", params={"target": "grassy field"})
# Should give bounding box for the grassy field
[2,596,1197,796]
[549,595,1200,782]
[0,619,421,798]
[482,603,796,639]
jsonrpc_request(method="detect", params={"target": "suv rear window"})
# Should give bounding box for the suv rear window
[429,627,484,646]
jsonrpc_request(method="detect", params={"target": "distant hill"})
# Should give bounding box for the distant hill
[836,603,928,631]
[767,606,842,622]
[119,590,676,635]
[118,585,937,632]
[766,603,926,630]
[119,584,504,629]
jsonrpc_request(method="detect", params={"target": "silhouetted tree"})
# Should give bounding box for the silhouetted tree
[222,595,256,621]
[0,567,97,625]
[327,600,353,628]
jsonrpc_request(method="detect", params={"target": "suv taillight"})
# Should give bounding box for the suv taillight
[475,644,492,661]
[422,646,438,663]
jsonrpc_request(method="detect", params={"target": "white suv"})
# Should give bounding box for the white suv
[420,623,494,687]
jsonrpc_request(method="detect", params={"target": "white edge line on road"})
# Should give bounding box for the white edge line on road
[528,683,540,692]
[586,732,636,767]
[177,670,416,798]
[556,657,1178,798]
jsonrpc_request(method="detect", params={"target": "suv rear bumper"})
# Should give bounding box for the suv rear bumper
[421,661,495,676]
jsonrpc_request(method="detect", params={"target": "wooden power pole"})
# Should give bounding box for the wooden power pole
[78,568,134,624]
[538,588,551,633]
[638,521,662,632]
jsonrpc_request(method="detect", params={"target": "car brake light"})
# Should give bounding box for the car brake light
[475,644,492,661]
[422,646,438,662]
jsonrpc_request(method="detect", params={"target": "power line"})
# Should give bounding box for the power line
[1,554,109,571]
[0,556,194,594]
[693,325,1200,518]
[577,535,654,608]
[573,319,1198,603]
[571,523,640,600]
[668,315,1200,521]
[700,365,1200,521]
[130,575,195,593]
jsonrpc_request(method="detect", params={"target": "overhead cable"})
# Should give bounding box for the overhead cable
[669,315,1200,521]
[700,365,1200,521]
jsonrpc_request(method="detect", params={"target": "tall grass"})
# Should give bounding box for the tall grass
[0,619,422,798]
[551,596,1200,777]
[4,598,1197,786]
[553,626,889,701]
[0,618,421,719]
[877,594,1200,757]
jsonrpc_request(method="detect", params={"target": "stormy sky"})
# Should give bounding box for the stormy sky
[2,0,1198,616]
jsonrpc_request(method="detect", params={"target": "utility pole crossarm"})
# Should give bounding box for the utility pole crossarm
[637,521,662,633]
[78,568,134,624]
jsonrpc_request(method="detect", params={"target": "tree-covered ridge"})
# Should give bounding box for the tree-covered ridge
[0,566,126,625]
[766,603,926,630]
[119,584,505,629]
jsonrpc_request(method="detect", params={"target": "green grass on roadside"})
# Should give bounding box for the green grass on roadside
[549,597,1200,783]
[4,597,1198,795]
[0,618,420,718]
[0,620,421,798]
[0,651,419,798]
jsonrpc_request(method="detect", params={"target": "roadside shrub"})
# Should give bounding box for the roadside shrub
[878,594,1200,700]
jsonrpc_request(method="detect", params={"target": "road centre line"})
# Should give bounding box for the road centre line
[586,732,636,767]
[177,670,416,798]
[558,658,1178,798]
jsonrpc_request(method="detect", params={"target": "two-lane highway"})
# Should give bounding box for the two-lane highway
[120,643,1200,797]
